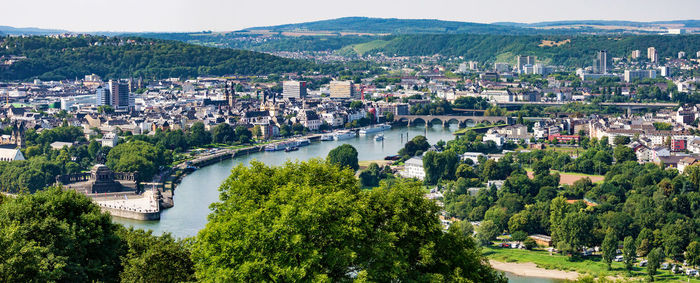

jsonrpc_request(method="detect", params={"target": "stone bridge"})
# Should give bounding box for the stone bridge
[394,115,512,127]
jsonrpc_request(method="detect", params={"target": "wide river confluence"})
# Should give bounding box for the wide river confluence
[113,124,561,283]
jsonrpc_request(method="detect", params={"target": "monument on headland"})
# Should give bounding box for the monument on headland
[56,164,160,220]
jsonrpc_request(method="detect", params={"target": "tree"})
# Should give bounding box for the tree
[613,135,631,145]
[118,228,195,282]
[234,126,252,144]
[359,162,381,187]
[106,140,169,181]
[327,144,359,171]
[614,145,636,163]
[0,187,122,282]
[187,122,212,147]
[452,221,474,238]
[398,135,430,157]
[623,236,637,273]
[477,220,499,245]
[212,123,235,144]
[523,237,537,250]
[511,231,528,242]
[686,241,700,268]
[602,228,618,270]
[556,211,594,256]
[647,247,664,281]
[191,160,506,282]
[422,150,459,185]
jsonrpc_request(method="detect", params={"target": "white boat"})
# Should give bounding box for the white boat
[359,124,392,135]
[320,134,334,141]
[294,138,311,146]
[374,134,384,141]
[333,130,356,141]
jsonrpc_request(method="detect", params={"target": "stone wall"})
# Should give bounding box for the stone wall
[100,206,160,221]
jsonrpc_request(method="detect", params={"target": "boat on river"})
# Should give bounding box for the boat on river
[284,146,299,152]
[359,124,391,135]
[374,134,384,141]
[264,138,311,151]
[333,130,356,140]
[320,134,334,141]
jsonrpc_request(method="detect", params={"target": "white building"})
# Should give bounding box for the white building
[400,156,425,180]
[483,133,505,147]
[0,148,25,161]
[101,132,119,147]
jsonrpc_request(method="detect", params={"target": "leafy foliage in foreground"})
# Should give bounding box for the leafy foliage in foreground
[192,159,505,282]
[0,188,194,282]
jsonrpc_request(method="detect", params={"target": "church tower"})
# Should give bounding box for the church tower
[11,121,25,148]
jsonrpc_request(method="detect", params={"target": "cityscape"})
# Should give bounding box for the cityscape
[1,1,700,282]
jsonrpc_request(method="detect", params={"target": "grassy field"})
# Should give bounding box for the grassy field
[342,39,390,55]
[484,246,700,282]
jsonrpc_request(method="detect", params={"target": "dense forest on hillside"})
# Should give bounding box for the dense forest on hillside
[372,34,700,66]
[138,32,700,67]
[0,36,330,81]
[244,17,541,35]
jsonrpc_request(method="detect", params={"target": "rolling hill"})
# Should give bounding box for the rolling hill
[0,36,331,81]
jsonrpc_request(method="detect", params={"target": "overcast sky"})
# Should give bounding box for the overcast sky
[3,0,699,32]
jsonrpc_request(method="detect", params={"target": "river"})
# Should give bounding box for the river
[112,124,558,283]
[114,124,457,238]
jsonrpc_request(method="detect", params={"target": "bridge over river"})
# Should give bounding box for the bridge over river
[394,115,513,127]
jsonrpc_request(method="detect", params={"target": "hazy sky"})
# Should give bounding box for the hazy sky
[3,0,699,32]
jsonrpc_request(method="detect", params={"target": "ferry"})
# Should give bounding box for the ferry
[294,138,311,146]
[320,134,334,141]
[374,134,384,142]
[333,130,357,141]
[264,138,311,151]
[359,124,392,135]
[284,146,299,152]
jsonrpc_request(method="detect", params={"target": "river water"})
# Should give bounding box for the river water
[114,124,457,238]
[112,124,558,283]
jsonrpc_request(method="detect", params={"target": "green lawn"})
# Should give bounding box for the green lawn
[483,246,700,282]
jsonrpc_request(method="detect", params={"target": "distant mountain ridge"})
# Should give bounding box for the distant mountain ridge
[241,17,538,35]
[0,25,68,35]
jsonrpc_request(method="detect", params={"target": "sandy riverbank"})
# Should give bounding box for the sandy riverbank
[489,260,580,280]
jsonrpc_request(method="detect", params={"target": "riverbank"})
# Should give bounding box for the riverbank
[490,260,579,281]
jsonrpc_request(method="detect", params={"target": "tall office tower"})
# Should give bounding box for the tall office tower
[631,50,641,59]
[517,55,535,72]
[109,80,130,110]
[282,80,307,99]
[593,50,608,74]
[330,81,354,98]
[647,47,658,63]
[95,85,111,106]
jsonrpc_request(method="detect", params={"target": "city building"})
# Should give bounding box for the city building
[494,62,510,73]
[282,80,307,99]
[330,81,354,98]
[647,47,658,63]
[96,85,110,106]
[679,51,686,59]
[593,50,607,74]
[109,80,130,110]
[517,55,535,73]
[624,69,657,82]
[400,156,425,180]
[631,50,641,59]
